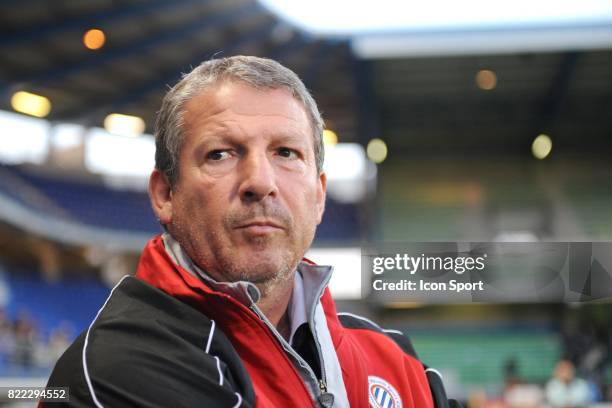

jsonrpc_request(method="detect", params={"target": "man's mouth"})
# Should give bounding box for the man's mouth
[236,220,284,235]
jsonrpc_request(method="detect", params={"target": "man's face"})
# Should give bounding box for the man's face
[150,81,326,287]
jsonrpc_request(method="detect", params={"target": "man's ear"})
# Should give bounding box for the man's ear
[149,169,173,225]
[316,171,327,225]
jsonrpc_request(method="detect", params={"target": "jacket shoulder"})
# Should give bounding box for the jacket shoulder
[46,276,254,408]
[337,312,463,408]
[337,312,419,359]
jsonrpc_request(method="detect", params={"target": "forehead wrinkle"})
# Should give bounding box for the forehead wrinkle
[225,108,306,121]
[182,84,313,149]
[225,103,312,136]
[210,108,310,136]
[187,105,306,132]
[212,83,310,128]
[183,97,225,122]
[202,114,309,142]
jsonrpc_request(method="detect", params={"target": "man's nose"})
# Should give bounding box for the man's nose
[238,152,278,202]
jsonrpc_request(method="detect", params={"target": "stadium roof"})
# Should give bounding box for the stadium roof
[0,0,358,141]
[1,0,611,163]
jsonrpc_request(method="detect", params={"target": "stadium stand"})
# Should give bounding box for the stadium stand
[0,263,109,379]
[410,328,561,387]
[0,163,158,233]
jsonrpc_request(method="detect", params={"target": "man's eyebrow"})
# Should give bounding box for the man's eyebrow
[192,129,236,145]
[269,132,309,143]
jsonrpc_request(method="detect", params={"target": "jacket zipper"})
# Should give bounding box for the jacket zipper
[209,292,315,405]
[319,378,327,393]
[249,304,324,401]
[308,271,333,398]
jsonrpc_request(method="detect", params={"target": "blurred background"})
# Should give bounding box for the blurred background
[0,0,611,406]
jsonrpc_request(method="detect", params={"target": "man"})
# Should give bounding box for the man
[46,56,459,407]
[545,360,591,407]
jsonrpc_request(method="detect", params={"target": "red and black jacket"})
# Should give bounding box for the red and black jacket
[45,236,460,407]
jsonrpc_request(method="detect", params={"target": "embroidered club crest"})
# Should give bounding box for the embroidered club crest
[368,376,402,408]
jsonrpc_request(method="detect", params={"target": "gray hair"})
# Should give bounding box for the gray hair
[154,55,324,185]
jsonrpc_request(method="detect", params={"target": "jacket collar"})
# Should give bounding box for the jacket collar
[135,234,348,405]
[162,233,262,305]
[139,233,334,340]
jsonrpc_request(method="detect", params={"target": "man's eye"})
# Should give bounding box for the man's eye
[207,150,230,161]
[278,147,297,159]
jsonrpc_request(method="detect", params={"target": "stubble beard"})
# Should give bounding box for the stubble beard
[169,200,317,300]
[201,204,307,297]
[174,221,301,299]
[208,234,299,298]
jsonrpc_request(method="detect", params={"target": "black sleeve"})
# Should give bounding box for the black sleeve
[45,333,96,408]
[44,277,256,408]
[45,321,252,408]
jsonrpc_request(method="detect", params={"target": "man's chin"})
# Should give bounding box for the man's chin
[235,262,287,284]
[227,253,296,284]
[241,234,283,249]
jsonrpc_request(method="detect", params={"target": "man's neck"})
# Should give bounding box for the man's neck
[255,275,294,340]
[161,233,297,338]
